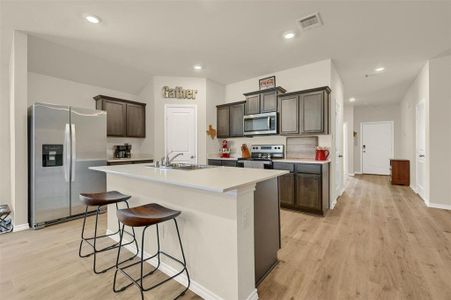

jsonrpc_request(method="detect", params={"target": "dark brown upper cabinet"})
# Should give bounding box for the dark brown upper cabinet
[229,102,245,137]
[94,95,146,138]
[278,86,330,136]
[216,101,245,138]
[126,103,146,137]
[243,87,286,115]
[279,95,299,135]
[244,94,260,115]
[301,91,325,134]
[217,105,230,138]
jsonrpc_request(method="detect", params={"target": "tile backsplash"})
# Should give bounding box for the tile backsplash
[286,137,318,159]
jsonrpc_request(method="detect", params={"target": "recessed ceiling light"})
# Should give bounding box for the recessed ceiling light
[193,65,202,70]
[349,97,356,102]
[283,32,296,39]
[375,67,385,72]
[85,15,101,24]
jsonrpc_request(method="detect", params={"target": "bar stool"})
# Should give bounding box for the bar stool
[79,191,139,274]
[113,203,190,300]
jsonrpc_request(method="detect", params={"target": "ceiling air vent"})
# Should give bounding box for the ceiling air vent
[297,12,323,31]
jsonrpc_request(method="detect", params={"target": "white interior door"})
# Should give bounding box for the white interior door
[361,121,394,175]
[165,104,197,164]
[416,101,426,200]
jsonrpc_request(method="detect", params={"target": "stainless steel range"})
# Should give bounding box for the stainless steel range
[238,144,284,168]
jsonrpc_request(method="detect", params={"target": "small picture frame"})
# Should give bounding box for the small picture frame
[259,76,276,90]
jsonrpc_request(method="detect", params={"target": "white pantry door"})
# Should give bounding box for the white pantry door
[165,104,197,164]
[361,121,394,175]
[416,101,426,200]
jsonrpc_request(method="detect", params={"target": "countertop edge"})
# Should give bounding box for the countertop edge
[90,166,288,193]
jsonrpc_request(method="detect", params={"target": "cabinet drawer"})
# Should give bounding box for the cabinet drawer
[222,160,238,167]
[295,164,321,174]
[272,162,294,172]
[208,159,222,166]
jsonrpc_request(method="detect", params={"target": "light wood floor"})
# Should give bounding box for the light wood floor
[1,175,451,299]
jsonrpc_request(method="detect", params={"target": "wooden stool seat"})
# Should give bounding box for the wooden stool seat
[79,191,131,206]
[117,203,181,227]
[0,205,11,217]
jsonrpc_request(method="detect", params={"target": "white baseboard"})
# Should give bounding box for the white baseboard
[410,185,417,193]
[348,173,355,177]
[427,202,451,210]
[354,171,362,175]
[246,289,259,300]
[107,230,236,300]
[13,223,29,232]
[330,200,337,210]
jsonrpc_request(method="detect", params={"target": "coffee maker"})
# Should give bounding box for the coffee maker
[114,143,132,158]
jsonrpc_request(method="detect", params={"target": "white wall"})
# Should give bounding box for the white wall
[9,31,28,226]
[206,79,225,156]
[330,61,345,205]
[27,72,153,156]
[400,62,430,201]
[353,103,402,173]
[152,76,208,164]
[223,59,333,156]
[428,55,451,207]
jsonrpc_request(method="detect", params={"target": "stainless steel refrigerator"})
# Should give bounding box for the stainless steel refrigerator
[28,103,107,229]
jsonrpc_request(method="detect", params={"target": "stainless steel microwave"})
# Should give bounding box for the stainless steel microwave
[243,112,278,136]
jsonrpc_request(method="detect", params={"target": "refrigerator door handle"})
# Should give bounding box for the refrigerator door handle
[71,123,76,182]
[64,124,70,182]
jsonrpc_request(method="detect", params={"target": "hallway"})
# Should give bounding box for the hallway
[259,175,451,299]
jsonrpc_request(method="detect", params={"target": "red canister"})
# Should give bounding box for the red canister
[315,149,330,161]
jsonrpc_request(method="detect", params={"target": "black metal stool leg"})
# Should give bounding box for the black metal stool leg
[79,200,139,274]
[92,206,104,274]
[78,206,90,258]
[113,224,125,293]
[113,218,190,299]
[173,218,190,299]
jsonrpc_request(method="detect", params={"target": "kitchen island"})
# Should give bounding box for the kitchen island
[90,164,287,300]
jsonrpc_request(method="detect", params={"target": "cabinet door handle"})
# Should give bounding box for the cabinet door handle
[419,154,425,158]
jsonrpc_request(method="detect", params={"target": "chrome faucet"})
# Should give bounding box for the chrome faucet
[160,151,184,167]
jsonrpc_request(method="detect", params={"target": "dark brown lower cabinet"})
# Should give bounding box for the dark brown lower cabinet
[278,173,295,209]
[275,162,329,215]
[295,173,321,212]
[207,159,239,167]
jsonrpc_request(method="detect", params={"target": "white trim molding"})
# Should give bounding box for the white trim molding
[427,202,451,210]
[107,230,239,300]
[13,223,29,232]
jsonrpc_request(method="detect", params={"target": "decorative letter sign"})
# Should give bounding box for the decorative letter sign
[162,86,198,100]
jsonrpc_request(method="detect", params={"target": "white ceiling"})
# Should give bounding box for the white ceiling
[2,1,450,104]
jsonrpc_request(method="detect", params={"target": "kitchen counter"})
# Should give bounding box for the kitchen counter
[273,158,331,164]
[91,164,287,300]
[91,163,286,193]
[107,154,153,163]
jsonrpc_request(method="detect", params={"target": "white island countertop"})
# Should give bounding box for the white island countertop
[91,164,288,193]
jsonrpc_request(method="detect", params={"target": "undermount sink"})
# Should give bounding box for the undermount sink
[146,163,214,170]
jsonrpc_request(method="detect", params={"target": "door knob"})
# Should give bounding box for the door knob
[419,154,425,158]
[190,155,196,159]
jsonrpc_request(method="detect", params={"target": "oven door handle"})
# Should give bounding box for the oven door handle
[267,116,271,129]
